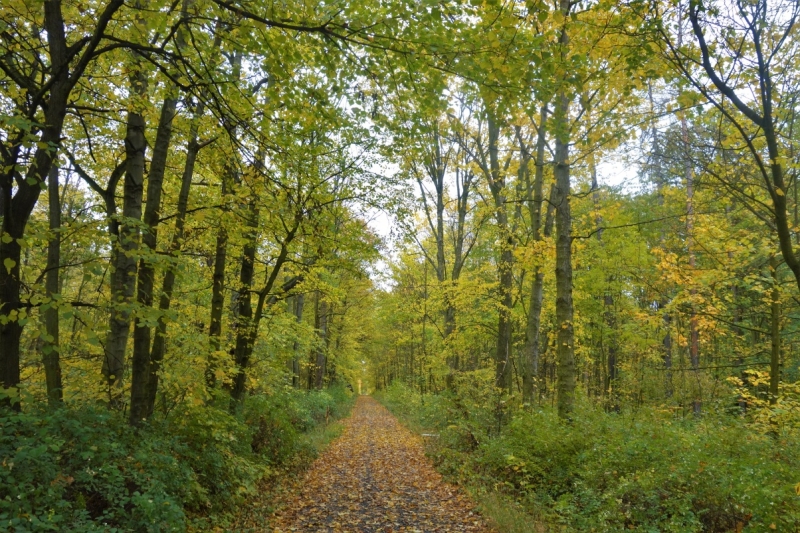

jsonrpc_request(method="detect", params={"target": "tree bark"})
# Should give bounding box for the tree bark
[103,36,148,407]
[554,0,576,419]
[207,172,230,388]
[208,48,242,390]
[229,198,259,406]
[147,106,206,415]
[130,0,198,423]
[445,154,474,383]
[129,94,179,424]
[42,164,64,406]
[554,102,575,418]
[314,294,329,390]
[522,105,549,404]
[769,255,781,405]
[0,0,73,409]
[486,110,513,392]
[230,229,299,406]
[290,293,305,387]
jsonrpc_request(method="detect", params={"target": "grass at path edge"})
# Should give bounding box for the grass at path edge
[373,391,548,533]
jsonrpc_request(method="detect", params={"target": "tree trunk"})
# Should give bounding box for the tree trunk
[0,0,74,409]
[208,49,242,390]
[290,293,305,387]
[314,294,329,390]
[662,311,673,397]
[586,133,618,412]
[486,110,513,392]
[129,94,179,424]
[230,234,299,406]
[103,44,148,407]
[42,164,64,406]
[147,97,208,413]
[522,105,549,404]
[445,164,474,385]
[769,255,781,405]
[207,172,230,389]
[131,0,197,423]
[681,101,701,415]
[229,199,259,406]
[687,2,800,293]
[554,88,575,418]
[649,82,674,399]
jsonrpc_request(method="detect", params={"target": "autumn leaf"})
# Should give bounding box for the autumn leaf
[272,397,493,532]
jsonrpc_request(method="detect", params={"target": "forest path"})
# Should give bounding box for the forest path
[272,395,492,532]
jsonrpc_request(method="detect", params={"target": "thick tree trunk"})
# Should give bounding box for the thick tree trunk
[103,50,148,407]
[485,111,513,392]
[0,0,72,409]
[129,94,178,424]
[522,105,549,404]
[554,90,575,419]
[1,0,124,409]
[207,173,230,389]
[229,199,259,406]
[130,0,196,423]
[42,165,64,406]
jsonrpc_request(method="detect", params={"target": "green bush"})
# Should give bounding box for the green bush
[167,403,262,513]
[1,384,354,532]
[0,407,191,532]
[378,382,800,532]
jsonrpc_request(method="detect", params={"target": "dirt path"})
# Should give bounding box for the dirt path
[272,396,492,532]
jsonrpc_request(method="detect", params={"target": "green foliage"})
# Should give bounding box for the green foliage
[0,386,353,532]
[0,407,190,532]
[244,384,354,465]
[379,383,800,532]
[166,404,261,513]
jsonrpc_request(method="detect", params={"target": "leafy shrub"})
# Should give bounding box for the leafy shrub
[166,403,262,513]
[378,384,800,532]
[244,383,354,462]
[1,384,354,532]
[0,407,191,532]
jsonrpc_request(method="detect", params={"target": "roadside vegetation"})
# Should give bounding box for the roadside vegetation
[379,382,800,532]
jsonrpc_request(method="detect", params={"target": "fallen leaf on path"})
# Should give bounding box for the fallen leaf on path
[272,396,493,532]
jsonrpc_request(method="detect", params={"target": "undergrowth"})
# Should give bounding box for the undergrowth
[377,376,800,533]
[227,408,352,532]
[0,384,354,532]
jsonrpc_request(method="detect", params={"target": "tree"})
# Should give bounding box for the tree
[659,0,800,290]
[0,0,125,408]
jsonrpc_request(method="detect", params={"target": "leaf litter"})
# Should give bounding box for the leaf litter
[272,396,493,532]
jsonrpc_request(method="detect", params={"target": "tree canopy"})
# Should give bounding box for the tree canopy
[1,0,799,529]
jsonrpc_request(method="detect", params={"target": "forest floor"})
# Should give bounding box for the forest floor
[271,395,493,532]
